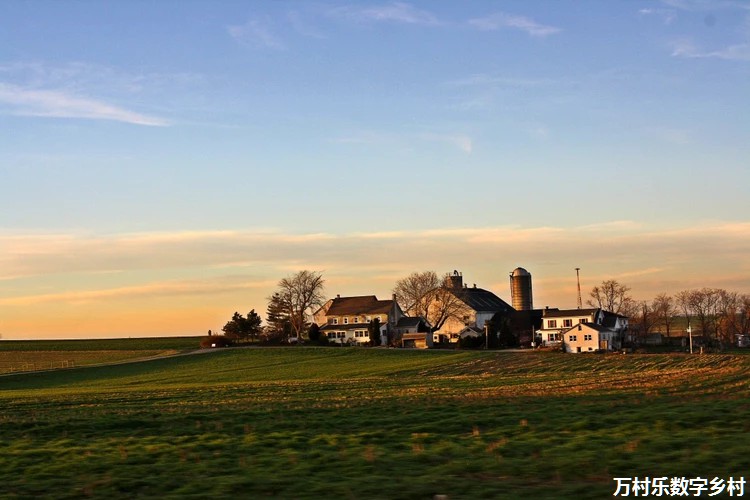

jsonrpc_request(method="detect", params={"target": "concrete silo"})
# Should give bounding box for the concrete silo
[510,267,533,311]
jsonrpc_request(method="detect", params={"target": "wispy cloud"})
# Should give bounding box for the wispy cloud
[228,18,285,49]
[0,82,169,126]
[329,2,440,26]
[660,0,750,12]
[445,74,555,88]
[638,8,677,24]
[468,12,561,37]
[670,39,750,61]
[0,276,275,307]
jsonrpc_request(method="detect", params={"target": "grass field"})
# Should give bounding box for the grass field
[0,337,202,374]
[1,347,749,499]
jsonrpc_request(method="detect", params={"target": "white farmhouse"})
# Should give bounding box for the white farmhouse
[563,323,618,353]
[314,295,403,345]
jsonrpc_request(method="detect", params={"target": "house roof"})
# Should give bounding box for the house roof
[459,326,484,337]
[453,287,513,313]
[602,310,629,327]
[396,317,428,328]
[563,322,611,334]
[542,308,599,318]
[325,295,395,316]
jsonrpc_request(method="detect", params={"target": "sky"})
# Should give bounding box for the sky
[1,0,749,339]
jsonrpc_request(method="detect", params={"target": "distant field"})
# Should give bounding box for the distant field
[0,336,202,352]
[1,348,749,499]
[0,337,202,374]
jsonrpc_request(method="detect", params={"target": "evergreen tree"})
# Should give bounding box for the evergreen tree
[266,292,291,338]
[369,318,382,346]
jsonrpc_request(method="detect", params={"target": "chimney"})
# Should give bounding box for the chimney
[446,270,463,289]
[336,294,340,299]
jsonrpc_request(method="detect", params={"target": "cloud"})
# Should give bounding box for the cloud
[0,276,274,307]
[228,18,285,49]
[468,12,561,37]
[329,2,440,26]
[638,8,677,24]
[660,0,750,12]
[670,39,750,61]
[444,74,555,88]
[0,83,170,126]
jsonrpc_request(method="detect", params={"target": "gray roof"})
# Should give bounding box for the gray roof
[453,287,513,313]
[396,317,427,328]
[564,322,611,334]
[542,308,599,318]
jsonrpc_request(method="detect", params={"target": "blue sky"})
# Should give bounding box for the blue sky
[1,1,749,338]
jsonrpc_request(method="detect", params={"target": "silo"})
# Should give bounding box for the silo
[510,267,533,311]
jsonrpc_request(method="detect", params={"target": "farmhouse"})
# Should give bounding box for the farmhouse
[537,307,627,351]
[314,294,404,345]
[563,323,618,353]
[537,308,602,345]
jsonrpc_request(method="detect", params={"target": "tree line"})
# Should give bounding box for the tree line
[604,280,750,348]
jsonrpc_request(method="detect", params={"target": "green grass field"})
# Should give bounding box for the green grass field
[0,337,202,374]
[1,347,749,499]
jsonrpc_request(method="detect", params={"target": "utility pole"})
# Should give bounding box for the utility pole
[575,268,582,309]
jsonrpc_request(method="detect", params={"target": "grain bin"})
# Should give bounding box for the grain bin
[510,267,533,311]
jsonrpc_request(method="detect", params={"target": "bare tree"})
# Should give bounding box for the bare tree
[587,279,634,315]
[652,293,677,338]
[740,294,750,337]
[393,271,440,320]
[273,270,326,340]
[630,301,658,345]
[392,271,469,332]
[428,278,471,333]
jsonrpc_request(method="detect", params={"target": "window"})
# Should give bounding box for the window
[337,332,345,339]
[366,316,371,322]
[580,318,588,324]
[332,318,338,325]
[569,335,577,341]
[548,333,561,342]
[548,320,557,328]
[343,317,349,324]
[563,319,572,328]
[327,332,335,339]
[584,334,592,341]
[354,317,359,323]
